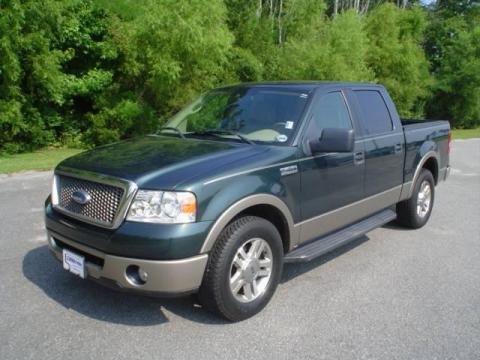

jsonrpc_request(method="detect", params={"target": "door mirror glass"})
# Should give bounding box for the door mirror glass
[309,128,354,153]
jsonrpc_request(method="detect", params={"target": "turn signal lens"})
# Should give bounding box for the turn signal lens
[181,199,196,215]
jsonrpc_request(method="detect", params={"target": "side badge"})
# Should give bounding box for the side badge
[280,165,298,176]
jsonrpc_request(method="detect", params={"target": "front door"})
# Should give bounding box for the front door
[298,90,365,244]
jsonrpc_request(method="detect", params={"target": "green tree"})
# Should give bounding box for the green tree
[224,0,327,81]
[1,0,479,154]
[425,0,480,127]
[365,3,432,117]
[0,0,116,153]
[276,10,373,82]
[88,0,235,146]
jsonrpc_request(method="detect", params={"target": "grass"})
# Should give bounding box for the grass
[451,127,480,140]
[0,148,84,174]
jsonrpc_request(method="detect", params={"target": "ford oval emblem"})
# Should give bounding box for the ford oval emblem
[71,190,91,205]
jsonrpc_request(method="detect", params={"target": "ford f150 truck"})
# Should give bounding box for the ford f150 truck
[45,82,450,321]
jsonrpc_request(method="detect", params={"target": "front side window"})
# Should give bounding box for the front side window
[165,86,310,145]
[310,92,352,130]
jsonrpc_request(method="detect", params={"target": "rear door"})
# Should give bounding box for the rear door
[350,88,404,197]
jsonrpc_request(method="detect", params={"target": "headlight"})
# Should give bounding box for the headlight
[127,190,196,224]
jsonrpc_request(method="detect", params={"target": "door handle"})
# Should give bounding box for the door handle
[354,151,364,165]
[394,143,402,154]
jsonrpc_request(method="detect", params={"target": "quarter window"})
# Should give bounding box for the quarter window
[310,92,352,130]
[354,90,393,135]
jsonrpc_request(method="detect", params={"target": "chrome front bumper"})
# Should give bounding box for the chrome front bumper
[47,231,208,295]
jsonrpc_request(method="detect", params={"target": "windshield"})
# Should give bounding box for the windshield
[164,86,310,145]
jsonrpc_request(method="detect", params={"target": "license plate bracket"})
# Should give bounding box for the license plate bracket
[62,249,86,279]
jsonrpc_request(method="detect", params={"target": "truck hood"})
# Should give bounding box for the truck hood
[57,135,268,188]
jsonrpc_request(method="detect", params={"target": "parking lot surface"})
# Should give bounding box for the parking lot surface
[1,139,479,360]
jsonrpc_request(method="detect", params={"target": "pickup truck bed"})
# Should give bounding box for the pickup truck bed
[402,119,450,186]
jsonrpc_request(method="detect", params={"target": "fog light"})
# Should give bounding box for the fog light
[138,268,148,282]
[126,265,147,286]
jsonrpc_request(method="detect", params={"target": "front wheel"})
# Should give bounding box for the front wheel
[198,216,283,321]
[396,169,435,229]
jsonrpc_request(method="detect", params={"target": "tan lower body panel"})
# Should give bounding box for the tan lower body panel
[48,232,208,294]
[295,185,402,245]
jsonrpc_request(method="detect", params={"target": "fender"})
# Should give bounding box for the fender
[409,150,439,197]
[400,150,439,200]
[200,194,298,253]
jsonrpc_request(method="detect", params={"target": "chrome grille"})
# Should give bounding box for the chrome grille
[57,175,125,225]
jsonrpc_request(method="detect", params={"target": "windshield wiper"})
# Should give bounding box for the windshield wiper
[191,129,255,145]
[157,126,186,139]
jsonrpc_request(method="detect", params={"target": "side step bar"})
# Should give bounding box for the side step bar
[284,209,397,263]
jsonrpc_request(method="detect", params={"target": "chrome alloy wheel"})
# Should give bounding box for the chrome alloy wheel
[229,238,273,303]
[417,180,432,218]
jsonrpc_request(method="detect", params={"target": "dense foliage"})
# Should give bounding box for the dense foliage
[0,0,478,153]
[425,0,480,128]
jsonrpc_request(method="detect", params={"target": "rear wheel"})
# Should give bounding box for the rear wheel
[396,169,435,229]
[198,216,283,321]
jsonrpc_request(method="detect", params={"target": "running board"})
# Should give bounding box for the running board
[284,209,397,263]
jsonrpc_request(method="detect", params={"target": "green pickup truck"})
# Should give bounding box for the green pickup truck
[45,82,450,321]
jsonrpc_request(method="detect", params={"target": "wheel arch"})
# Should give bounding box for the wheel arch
[200,194,297,254]
[408,151,440,198]
[422,157,439,185]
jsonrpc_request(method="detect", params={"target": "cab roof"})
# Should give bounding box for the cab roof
[217,81,383,92]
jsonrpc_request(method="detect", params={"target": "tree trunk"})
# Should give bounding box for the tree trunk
[278,0,283,44]
[354,0,360,13]
[334,0,339,16]
[256,0,262,18]
[361,0,370,14]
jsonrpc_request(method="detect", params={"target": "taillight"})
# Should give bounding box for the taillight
[447,132,452,154]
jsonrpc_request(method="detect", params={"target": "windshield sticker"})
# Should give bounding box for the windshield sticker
[285,121,294,129]
[276,134,288,143]
[300,93,308,98]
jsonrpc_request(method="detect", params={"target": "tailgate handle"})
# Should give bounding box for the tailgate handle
[354,151,364,165]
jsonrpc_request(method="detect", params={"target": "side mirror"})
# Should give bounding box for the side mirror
[309,128,354,153]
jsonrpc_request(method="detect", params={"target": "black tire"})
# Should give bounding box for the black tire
[396,169,435,229]
[198,216,284,322]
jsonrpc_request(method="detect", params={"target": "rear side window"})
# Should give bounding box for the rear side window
[310,92,352,130]
[354,90,393,135]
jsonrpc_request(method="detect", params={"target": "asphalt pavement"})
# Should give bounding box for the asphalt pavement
[0,139,479,360]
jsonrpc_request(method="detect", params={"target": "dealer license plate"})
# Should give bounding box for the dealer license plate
[62,249,86,279]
